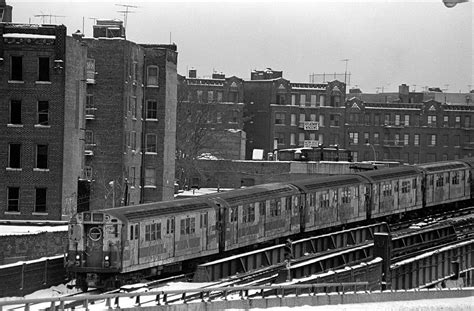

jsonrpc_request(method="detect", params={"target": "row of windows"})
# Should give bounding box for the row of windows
[347,112,471,128]
[430,172,463,187]
[186,109,240,124]
[351,132,472,147]
[230,198,295,223]
[139,216,206,242]
[276,94,341,107]
[9,56,50,82]
[87,58,159,87]
[187,90,239,103]
[7,100,49,126]
[7,143,48,169]
[275,113,342,127]
[6,187,47,213]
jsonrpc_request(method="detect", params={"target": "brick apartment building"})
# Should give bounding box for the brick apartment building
[177,70,245,160]
[243,68,346,159]
[345,98,474,164]
[81,20,177,211]
[0,22,87,220]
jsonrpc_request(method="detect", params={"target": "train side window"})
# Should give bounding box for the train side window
[145,224,150,241]
[270,199,281,217]
[259,201,266,216]
[401,181,410,193]
[412,178,417,189]
[285,197,291,211]
[320,192,329,208]
[156,223,161,239]
[243,204,255,223]
[452,172,459,185]
[230,207,238,222]
[445,174,450,184]
[436,174,444,187]
[293,194,298,207]
[135,225,139,239]
[180,217,195,235]
[200,212,208,228]
[130,225,134,240]
[166,218,175,234]
[342,187,351,203]
[382,183,392,196]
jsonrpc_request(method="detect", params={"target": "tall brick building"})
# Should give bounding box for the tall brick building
[0,23,87,220]
[344,98,474,163]
[244,68,346,159]
[81,20,177,211]
[177,71,245,159]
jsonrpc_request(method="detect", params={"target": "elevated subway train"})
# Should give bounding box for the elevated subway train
[66,158,474,290]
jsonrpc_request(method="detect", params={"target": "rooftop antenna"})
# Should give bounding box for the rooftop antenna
[443,84,450,92]
[341,59,350,88]
[34,13,65,24]
[116,4,138,35]
[412,84,417,92]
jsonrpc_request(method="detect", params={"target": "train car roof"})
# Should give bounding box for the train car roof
[416,160,470,173]
[205,182,300,205]
[290,174,367,192]
[457,157,474,169]
[99,197,213,222]
[359,165,421,182]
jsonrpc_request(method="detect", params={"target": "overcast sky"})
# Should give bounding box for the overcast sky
[8,0,473,93]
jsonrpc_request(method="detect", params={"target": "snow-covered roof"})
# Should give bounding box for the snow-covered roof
[3,33,56,39]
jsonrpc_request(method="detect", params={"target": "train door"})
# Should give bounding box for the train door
[84,224,103,267]
[365,185,372,220]
[296,195,305,233]
[164,217,175,259]
[217,204,226,252]
[228,206,239,246]
[200,212,208,251]
[129,223,139,266]
[288,196,299,233]
[258,201,266,238]
[425,174,434,205]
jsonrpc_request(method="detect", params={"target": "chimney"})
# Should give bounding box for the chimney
[398,84,410,103]
[189,68,197,78]
[212,72,225,79]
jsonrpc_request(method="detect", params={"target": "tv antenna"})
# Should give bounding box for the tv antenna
[116,4,138,31]
[34,13,65,24]
[341,58,350,86]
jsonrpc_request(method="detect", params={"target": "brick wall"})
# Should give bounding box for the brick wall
[0,231,67,265]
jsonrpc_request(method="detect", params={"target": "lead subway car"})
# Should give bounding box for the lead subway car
[66,198,219,291]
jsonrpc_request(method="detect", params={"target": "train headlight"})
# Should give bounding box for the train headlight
[104,255,110,268]
[75,254,80,260]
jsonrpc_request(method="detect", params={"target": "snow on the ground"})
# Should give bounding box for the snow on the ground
[0,225,67,236]
[1,283,473,311]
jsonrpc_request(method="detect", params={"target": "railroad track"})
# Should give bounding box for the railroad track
[389,206,474,231]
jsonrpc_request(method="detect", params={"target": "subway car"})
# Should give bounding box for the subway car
[66,158,473,290]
